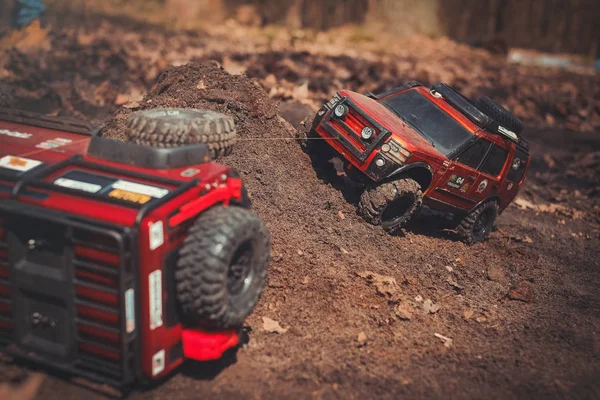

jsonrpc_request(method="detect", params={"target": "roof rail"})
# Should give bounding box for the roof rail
[0,107,93,136]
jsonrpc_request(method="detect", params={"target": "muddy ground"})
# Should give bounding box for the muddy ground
[1,16,599,400]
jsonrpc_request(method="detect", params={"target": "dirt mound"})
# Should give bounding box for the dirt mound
[102,62,281,142]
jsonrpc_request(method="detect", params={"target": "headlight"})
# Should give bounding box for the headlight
[334,104,348,118]
[381,139,411,164]
[361,126,374,140]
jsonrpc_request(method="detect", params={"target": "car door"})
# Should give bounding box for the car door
[433,138,491,210]
[472,141,510,204]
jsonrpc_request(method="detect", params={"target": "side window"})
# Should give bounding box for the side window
[454,139,491,169]
[507,148,528,183]
[480,144,509,177]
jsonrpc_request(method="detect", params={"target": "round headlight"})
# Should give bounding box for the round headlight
[334,104,347,118]
[361,126,375,140]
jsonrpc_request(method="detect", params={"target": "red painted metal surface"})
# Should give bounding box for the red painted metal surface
[182,328,239,361]
[0,116,245,383]
[314,85,531,213]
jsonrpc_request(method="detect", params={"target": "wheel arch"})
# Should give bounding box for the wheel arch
[385,163,433,191]
[470,195,501,213]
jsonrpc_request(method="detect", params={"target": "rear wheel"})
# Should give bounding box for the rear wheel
[175,206,270,329]
[457,200,498,244]
[358,178,423,234]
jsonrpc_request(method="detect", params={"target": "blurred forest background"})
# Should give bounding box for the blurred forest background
[3,0,598,57]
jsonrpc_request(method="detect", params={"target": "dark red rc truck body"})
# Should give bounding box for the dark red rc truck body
[312,84,531,216]
[0,109,243,388]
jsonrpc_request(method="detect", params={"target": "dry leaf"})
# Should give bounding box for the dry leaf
[423,299,440,314]
[434,333,453,348]
[262,316,288,334]
[464,309,474,319]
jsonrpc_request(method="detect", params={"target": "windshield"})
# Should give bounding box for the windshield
[381,90,473,156]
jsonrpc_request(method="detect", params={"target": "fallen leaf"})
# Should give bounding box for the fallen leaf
[434,332,453,348]
[507,281,534,303]
[115,93,130,105]
[337,211,345,220]
[423,299,440,314]
[196,80,206,89]
[446,277,464,292]
[523,235,533,243]
[463,309,474,319]
[394,302,414,320]
[262,316,288,334]
[357,271,400,300]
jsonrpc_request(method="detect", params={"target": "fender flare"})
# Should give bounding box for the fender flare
[470,195,501,214]
[385,162,433,188]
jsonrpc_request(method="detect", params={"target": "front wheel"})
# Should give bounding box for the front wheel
[456,200,498,244]
[358,178,423,234]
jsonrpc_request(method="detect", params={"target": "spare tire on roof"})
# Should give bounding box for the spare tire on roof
[127,108,236,159]
[475,96,524,135]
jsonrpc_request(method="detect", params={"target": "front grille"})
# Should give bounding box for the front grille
[0,208,138,389]
[323,97,391,162]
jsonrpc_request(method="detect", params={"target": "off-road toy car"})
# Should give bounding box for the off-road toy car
[0,107,269,393]
[307,82,530,244]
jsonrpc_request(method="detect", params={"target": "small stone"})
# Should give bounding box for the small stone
[487,266,508,285]
[463,309,474,319]
[196,80,206,89]
[357,331,367,346]
[297,250,304,256]
[339,247,349,255]
[338,211,345,220]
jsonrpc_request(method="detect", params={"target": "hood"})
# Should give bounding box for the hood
[340,90,444,159]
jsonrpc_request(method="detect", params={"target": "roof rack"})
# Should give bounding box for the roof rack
[0,107,94,135]
[430,83,528,150]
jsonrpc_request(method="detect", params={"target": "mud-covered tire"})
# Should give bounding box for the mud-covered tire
[457,200,498,244]
[127,108,236,159]
[175,206,270,329]
[358,178,423,233]
[476,96,524,135]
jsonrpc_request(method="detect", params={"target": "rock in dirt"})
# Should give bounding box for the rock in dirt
[262,316,288,334]
[487,266,509,285]
[357,331,368,346]
[508,282,534,303]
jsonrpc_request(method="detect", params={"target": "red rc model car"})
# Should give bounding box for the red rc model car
[0,107,269,392]
[308,81,530,243]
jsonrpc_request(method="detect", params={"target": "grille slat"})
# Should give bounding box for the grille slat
[76,355,122,379]
[74,259,119,277]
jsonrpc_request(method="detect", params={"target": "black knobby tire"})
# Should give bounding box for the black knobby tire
[127,108,237,159]
[358,178,423,233]
[175,206,270,329]
[457,200,498,244]
[476,96,524,135]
